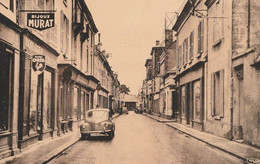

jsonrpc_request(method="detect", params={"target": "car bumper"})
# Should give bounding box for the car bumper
[81,129,113,134]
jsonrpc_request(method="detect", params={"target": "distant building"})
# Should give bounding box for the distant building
[120,93,139,110]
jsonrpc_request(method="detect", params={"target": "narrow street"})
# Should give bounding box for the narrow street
[49,112,242,164]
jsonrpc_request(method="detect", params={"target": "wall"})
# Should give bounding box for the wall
[204,0,233,138]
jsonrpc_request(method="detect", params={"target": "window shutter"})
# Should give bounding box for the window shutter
[211,73,215,116]
[60,11,64,52]
[198,22,201,54]
[182,42,185,65]
[220,69,224,117]
[201,20,204,53]
[66,18,69,53]
[186,38,188,63]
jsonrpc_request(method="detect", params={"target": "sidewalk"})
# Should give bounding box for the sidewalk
[143,113,176,123]
[1,113,120,164]
[144,113,260,163]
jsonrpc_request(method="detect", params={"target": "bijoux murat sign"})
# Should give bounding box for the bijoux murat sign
[27,13,54,31]
[32,55,46,74]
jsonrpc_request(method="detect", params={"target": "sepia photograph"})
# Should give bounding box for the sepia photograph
[0,0,260,163]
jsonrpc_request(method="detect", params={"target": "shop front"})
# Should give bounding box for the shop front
[18,32,59,149]
[58,64,99,134]
[177,63,204,131]
[98,88,109,108]
[0,17,21,158]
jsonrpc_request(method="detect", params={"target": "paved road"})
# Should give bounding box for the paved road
[49,111,242,164]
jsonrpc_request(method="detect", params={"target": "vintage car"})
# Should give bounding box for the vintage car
[80,108,115,139]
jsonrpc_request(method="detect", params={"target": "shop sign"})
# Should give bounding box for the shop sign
[32,55,46,74]
[27,13,55,31]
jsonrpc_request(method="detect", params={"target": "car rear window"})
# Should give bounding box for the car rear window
[87,111,108,118]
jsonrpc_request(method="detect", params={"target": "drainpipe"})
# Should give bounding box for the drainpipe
[248,0,250,48]
[230,1,234,140]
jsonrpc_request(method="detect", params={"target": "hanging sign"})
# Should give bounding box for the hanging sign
[27,13,55,31]
[32,55,46,74]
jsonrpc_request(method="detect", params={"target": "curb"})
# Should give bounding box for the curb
[41,138,80,164]
[143,114,176,123]
[143,113,247,162]
[165,123,247,162]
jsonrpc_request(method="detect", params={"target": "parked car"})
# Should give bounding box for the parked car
[80,108,115,140]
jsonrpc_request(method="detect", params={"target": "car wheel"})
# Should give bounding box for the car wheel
[109,131,114,139]
[81,133,86,140]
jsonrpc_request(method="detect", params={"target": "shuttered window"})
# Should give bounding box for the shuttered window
[189,30,194,59]
[211,69,224,117]
[198,20,204,55]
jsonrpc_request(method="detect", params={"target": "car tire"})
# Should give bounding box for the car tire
[81,133,90,140]
[81,133,86,140]
[109,131,114,139]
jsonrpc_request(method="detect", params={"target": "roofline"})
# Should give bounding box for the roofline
[172,1,192,32]
[79,0,98,33]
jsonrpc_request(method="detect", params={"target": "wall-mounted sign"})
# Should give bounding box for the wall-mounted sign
[27,13,55,31]
[32,55,46,74]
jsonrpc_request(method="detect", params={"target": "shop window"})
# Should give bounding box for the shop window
[81,91,85,120]
[43,70,53,129]
[193,80,201,121]
[181,86,186,117]
[73,87,79,121]
[211,70,224,118]
[30,71,38,134]
[0,53,11,131]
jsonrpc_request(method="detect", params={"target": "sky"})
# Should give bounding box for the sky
[85,0,185,95]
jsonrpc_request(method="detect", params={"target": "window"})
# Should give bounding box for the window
[211,70,224,117]
[213,0,224,44]
[30,67,38,134]
[193,80,201,121]
[0,52,11,131]
[189,31,194,60]
[87,47,89,72]
[60,11,69,55]
[183,38,188,64]
[81,91,85,120]
[73,87,79,121]
[43,70,53,130]
[10,0,13,12]
[181,86,186,117]
[198,20,204,55]
[178,45,182,68]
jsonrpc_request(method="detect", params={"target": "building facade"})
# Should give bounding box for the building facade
[0,0,120,160]
[0,0,22,158]
[159,30,178,119]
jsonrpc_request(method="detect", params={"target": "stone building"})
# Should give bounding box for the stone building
[144,58,153,113]
[205,0,260,147]
[173,0,207,131]
[0,0,120,160]
[159,30,178,119]
[0,0,22,158]
[150,42,164,115]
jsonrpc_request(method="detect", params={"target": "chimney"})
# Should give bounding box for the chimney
[156,40,160,46]
[165,30,173,48]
